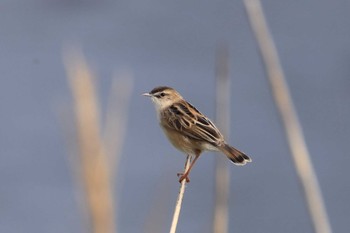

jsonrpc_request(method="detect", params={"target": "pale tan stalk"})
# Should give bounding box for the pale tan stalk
[64,51,116,233]
[104,72,133,176]
[213,45,230,233]
[169,155,191,233]
[244,1,332,233]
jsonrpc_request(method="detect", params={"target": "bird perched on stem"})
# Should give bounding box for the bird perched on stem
[143,86,251,183]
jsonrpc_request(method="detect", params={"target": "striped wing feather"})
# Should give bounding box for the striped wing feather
[161,101,224,146]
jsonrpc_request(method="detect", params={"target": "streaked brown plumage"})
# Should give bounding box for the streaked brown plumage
[143,86,251,182]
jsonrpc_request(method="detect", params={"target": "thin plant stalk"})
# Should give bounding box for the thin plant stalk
[104,72,133,177]
[103,72,133,230]
[64,51,116,233]
[244,1,332,233]
[213,45,231,233]
[169,155,191,233]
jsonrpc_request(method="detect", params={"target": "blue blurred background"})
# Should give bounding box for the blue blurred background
[0,0,349,232]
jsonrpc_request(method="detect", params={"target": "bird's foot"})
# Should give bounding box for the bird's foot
[177,172,190,183]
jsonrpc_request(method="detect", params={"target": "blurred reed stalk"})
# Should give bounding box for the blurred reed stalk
[169,155,191,233]
[104,71,133,178]
[243,1,332,233]
[64,51,132,233]
[213,45,231,233]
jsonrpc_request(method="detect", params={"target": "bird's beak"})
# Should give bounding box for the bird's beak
[142,92,151,97]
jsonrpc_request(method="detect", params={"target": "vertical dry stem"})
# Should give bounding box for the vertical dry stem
[64,52,116,233]
[244,1,332,233]
[169,155,191,233]
[104,73,133,176]
[103,72,133,229]
[213,45,230,233]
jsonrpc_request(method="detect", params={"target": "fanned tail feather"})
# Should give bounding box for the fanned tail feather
[220,143,252,165]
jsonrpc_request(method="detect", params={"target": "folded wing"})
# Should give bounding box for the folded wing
[161,101,224,146]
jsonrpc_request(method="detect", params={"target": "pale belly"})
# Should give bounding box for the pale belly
[161,127,219,155]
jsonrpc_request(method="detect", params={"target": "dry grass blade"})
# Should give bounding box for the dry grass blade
[213,45,230,233]
[104,72,133,177]
[64,51,116,233]
[103,71,133,230]
[244,1,332,233]
[169,155,191,233]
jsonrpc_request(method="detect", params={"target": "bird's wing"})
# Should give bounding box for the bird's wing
[161,101,224,146]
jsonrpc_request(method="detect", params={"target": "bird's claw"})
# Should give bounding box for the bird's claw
[177,173,190,183]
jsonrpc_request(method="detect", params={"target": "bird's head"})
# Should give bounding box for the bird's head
[143,86,183,110]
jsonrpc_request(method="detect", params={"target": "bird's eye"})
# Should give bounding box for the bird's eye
[160,93,165,97]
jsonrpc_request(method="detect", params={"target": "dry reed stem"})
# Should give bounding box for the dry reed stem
[104,72,133,177]
[244,1,332,233]
[169,155,191,233]
[57,103,91,229]
[64,51,116,233]
[103,72,133,230]
[213,45,230,233]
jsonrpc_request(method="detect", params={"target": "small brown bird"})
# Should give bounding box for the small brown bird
[143,86,251,182]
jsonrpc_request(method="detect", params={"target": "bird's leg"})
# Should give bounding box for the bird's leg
[177,151,200,183]
[177,155,192,183]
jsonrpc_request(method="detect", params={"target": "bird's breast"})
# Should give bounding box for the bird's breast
[160,125,219,154]
[160,126,197,154]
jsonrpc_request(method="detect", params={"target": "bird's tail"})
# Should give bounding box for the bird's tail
[220,143,252,165]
